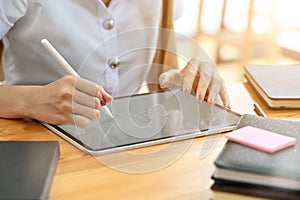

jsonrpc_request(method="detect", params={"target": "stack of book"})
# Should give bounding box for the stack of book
[211,114,300,200]
[244,64,300,109]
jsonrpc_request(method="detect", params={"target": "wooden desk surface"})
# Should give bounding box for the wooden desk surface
[0,83,299,200]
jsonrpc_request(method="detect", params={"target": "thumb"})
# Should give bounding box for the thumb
[99,86,113,105]
[159,69,183,89]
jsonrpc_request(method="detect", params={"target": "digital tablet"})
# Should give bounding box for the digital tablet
[43,89,241,155]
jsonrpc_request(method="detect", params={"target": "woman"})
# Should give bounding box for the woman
[0,0,230,127]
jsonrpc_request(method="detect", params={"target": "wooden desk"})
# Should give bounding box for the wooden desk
[0,83,299,200]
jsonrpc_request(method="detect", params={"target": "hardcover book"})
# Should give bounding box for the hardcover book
[0,141,60,200]
[244,64,300,108]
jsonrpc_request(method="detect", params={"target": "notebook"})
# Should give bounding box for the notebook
[213,114,300,191]
[0,141,60,200]
[244,64,300,108]
[225,126,296,153]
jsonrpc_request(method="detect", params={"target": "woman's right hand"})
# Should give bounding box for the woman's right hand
[27,75,113,127]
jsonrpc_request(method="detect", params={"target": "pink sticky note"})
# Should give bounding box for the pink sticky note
[225,126,296,153]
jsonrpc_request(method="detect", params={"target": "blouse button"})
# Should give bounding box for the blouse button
[103,19,115,30]
[109,58,120,69]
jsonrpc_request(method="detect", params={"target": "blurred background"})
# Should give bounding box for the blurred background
[1,0,300,84]
[174,0,300,83]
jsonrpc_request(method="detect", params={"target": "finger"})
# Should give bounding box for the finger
[74,77,100,96]
[196,63,212,101]
[181,59,199,96]
[74,89,101,109]
[219,81,231,109]
[74,78,113,105]
[159,69,183,89]
[207,82,219,105]
[72,101,100,121]
[73,114,93,128]
[98,86,113,105]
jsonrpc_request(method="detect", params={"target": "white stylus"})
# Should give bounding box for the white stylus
[41,39,113,118]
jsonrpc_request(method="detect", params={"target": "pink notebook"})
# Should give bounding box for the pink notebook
[225,126,296,153]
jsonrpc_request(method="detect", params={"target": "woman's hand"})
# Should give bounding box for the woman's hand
[28,75,113,127]
[159,58,230,109]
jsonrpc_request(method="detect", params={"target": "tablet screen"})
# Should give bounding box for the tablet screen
[50,89,241,153]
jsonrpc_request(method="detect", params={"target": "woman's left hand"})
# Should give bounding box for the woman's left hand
[159,58,230,109]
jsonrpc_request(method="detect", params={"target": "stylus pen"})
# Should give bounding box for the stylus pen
[41,39,113,119]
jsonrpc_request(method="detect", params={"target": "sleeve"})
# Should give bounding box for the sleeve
[0,0,29,39]
[173,0,184,21]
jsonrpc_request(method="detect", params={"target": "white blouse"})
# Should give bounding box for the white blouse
[0,0,183,97]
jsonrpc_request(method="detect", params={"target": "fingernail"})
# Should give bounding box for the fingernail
[184,87,190,96]
[95,110,100,119]
[197,92,204,102]
[96,98,101,108]
[208,97,215,105]
[160,81,167,88]
[100,98,106,106]
[226,103,231,109]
